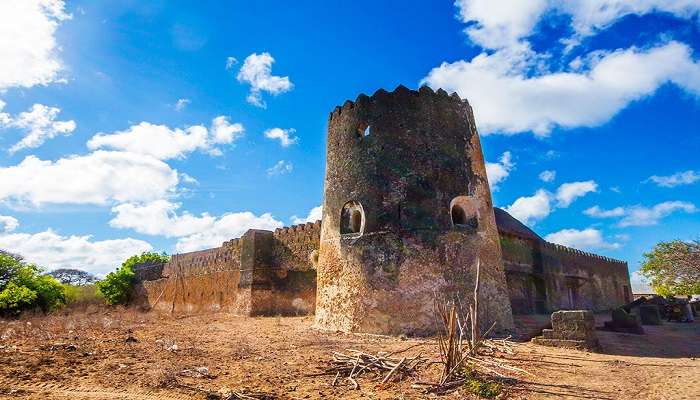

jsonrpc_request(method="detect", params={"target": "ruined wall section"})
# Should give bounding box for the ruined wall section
[541,242,630,312]
[133,239,249,314]
[271,221,321,271]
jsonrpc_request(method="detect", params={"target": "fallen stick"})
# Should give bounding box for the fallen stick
[381,356,406,384]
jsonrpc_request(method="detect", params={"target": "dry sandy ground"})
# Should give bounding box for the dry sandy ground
[0,309,698,399]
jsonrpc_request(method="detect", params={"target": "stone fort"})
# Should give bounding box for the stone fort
[134,86,631,335]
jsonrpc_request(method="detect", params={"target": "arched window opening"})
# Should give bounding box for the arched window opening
[450,196,479,230]
[451,205,467,225]
[341,201,365,235]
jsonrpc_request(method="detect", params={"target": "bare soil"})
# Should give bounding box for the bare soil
[1,309,698,399]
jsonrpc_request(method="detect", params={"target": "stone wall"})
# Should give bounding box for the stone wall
[134,224,320,316]
[541,242,631,312]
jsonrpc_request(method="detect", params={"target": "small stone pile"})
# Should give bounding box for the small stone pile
[532,310,600,351]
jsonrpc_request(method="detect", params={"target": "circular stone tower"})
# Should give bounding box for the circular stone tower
[315,85,514,335]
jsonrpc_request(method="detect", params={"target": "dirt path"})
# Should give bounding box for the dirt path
[1,310,698,399]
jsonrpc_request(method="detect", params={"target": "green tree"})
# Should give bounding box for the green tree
[640,239,700,296]
[96,252,169,305]
[0,253,67,315]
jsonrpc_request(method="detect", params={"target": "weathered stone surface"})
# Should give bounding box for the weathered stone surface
[315,86,514,335]
[532,310,599,351]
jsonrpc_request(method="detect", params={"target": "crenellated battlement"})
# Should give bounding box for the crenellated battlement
[273,220,321,237]
[328,85,467,122]
[542,241,626,265]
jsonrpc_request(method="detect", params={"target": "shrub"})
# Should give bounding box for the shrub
[0,255,67,316]
[462,364,502,399]
[0,282,38,314]
[96,252,169,306]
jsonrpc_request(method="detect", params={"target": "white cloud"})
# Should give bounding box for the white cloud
[454,0,700,51]
[555,180,597,207]
[225,56,238,70]
[0,215,19,233]
[109,200,284,253]
[619,201,696,227]
[0,0,70,90]
[485,151,514,189]
[504,189,551,225]
[585,201,697,226]
[87,116,244,160]
[584,205,625,218]
[0,228,152,277]
[539,170,556,182]
[0,103,76,153]
[0,151,179,206]
[423,42,700,135]
[264,127,298,147]
[505,180,597,225]
[545,227,620,250]
[236,52,293,108]
[647,170,700,188]
[266,160,293,177]
[291,205,322,225]
[174,98,190,111]
[110,200,214,238]
[455,0,549,50]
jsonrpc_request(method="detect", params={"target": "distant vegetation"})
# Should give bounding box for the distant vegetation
[0,250,169,316]
[96,252,169,305]
[640,239,700,296]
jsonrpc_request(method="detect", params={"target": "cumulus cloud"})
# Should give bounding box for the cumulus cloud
[87,116,244,160]
[110,200,214,238]
[109,200,284,253]
[539,170,556,182]
[225,56,238,70]
[423,42,700,135]
[545,227,620,250]
[585,201,697,226]
[647,170,700,188]
[0,103,76,153]
[266,160,293,177]
[0,151,179,206]
[264,127,298,147]
[485,151,514,189]
[236,52,293,108]
[505,180,597,225]
[291,205,322,225]
[0,215,19,232]
[0,227,152,276]
[454,0,700,51]
[555,180,597,207]
[174,98,190,111]
[504,189,551,225]
[0,0,70,90]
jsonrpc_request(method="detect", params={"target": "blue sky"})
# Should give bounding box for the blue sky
[0,1,698,291]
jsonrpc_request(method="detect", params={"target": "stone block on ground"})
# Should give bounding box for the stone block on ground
[638,304,662,325]
[532,310,600,352]
[603,307,644,334]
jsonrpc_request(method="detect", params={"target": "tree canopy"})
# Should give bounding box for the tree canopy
[96,252,169,305]
[49,268,98,286]
[640,239,700,296]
